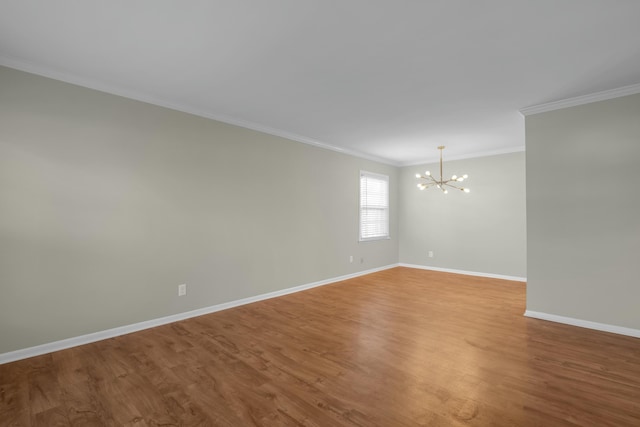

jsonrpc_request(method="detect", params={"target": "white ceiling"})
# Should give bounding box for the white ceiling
[2,1,640,165]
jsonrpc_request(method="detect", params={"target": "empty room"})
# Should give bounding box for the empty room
[1,1,640,426]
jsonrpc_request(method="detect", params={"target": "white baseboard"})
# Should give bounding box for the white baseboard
[524,310,640,339]
[0,264,399,365]
[399,263,526,282]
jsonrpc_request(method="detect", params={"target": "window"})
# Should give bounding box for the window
[360,171,389,241]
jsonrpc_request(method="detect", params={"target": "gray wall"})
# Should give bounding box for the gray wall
[526,93,640,330]
[399,152,527,278]
[0,66,398,354]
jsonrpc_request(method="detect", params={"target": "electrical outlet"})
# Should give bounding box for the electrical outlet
[428,251,434,258]
[349,255,354,263]
[178,284,187,296]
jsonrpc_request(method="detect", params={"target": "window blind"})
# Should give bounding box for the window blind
[360,171,389,241]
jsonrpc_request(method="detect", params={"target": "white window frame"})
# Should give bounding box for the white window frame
[359,171,390,242]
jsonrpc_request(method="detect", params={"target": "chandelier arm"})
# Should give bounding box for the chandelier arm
[419,175,439,185]
[418,183,438,191]
[444,183,467,192]
[417,174,433,181]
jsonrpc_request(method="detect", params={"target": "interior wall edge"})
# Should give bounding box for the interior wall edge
[0,61,397,166]
[398,263,526,283]
[0,263,400,365]
[524,310,640,339]
[520,81,640,116]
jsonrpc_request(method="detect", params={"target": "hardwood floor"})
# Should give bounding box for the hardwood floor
[1,267,640,426]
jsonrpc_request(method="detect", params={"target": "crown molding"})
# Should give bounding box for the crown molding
[401,145,525,167]
[0,56,399,166]
[520,82,640,116]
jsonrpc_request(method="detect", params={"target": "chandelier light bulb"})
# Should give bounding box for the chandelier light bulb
[415,173,421,178]
[463,174,468,179]
[425,171,431,176]
[463,188,470,193]
[451,175,457,180]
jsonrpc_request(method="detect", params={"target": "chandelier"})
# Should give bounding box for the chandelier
[415,146,470,194]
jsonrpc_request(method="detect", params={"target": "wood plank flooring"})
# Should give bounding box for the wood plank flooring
[1,267,640,426]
